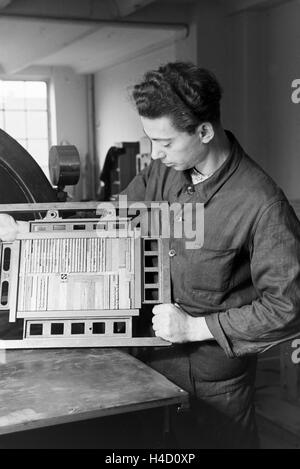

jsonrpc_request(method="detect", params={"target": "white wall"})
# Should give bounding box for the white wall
[50,66,90,200]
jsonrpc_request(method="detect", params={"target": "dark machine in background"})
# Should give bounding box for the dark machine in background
[0,129,57,211]
[0,128,81,209]
[99,141,151,201]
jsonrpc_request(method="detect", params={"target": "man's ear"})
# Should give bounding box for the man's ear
[197,123,214,143]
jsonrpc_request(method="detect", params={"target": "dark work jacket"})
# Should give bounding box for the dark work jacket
[121,131,300,396]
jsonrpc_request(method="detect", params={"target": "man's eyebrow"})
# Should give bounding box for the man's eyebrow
[142,129,173,141]
[152,137,173,142]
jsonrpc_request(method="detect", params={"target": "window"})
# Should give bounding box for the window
[0,80,50,179]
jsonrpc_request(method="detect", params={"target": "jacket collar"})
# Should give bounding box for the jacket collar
[172,130,244,204]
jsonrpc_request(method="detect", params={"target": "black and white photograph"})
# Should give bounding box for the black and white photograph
[0,0,300,452]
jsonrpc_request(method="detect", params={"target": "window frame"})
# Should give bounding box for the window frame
[0,77,51,179]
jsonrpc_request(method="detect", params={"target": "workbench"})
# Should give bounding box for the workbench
[0,347,188,448]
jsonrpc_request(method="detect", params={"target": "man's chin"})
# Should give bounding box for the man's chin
[172,164,189,171]
[164,162,188,171]
[165,163,180,170]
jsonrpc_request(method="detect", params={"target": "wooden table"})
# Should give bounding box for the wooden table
[0,348,188,446]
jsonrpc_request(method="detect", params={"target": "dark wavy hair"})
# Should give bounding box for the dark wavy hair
[132,62,223,134]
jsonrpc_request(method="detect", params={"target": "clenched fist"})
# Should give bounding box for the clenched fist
[152,303,214,343]
[0,214,29,242]
[152,303,190,343]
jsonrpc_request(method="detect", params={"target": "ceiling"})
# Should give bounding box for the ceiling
[0,0,190,75]
[0,0,291,76]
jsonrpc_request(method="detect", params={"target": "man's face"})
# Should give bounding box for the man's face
[141,116,205,171]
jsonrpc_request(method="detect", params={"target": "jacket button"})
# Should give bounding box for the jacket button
[168,249,176,257]
[187,185,194,195]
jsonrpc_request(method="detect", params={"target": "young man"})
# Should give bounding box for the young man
[1,62,300,448]
[119,62,300,448]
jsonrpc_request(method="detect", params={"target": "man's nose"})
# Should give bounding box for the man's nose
[151,143,165,160]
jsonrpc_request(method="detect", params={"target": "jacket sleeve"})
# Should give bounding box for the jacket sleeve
[205,200,300,357]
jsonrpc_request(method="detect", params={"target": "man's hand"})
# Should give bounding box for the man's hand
[152,303,214,343]
[0,214,29,242]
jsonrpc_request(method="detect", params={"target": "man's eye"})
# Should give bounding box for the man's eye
[163,143,171,148]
